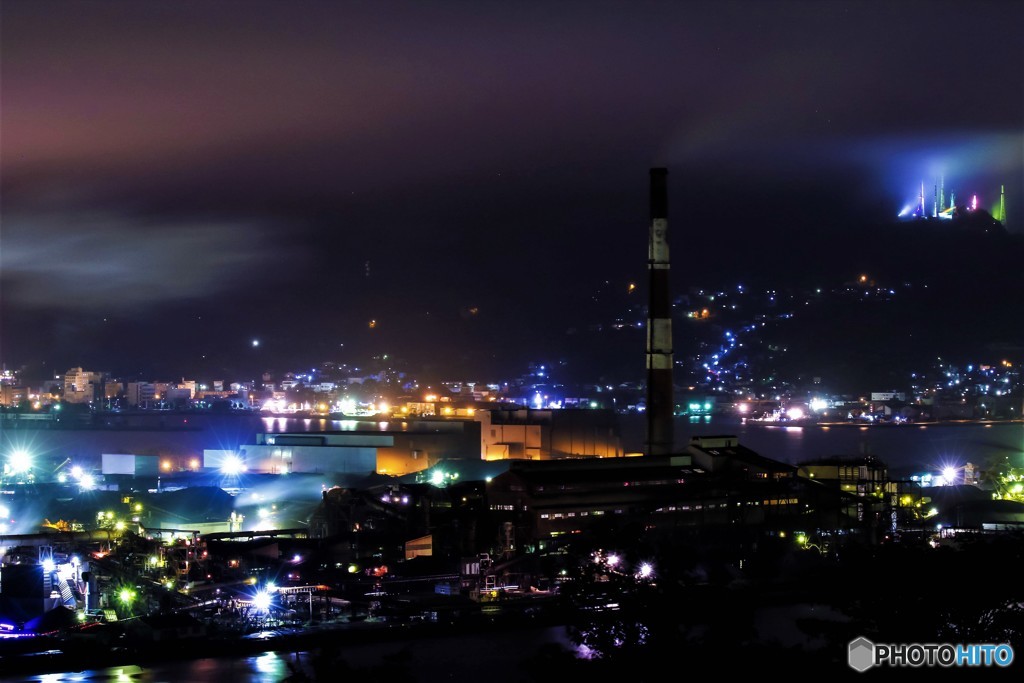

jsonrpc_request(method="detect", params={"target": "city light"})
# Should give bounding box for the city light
[8,450,33,474]
[118,588,136,606]
[637,562,654,579]
[220,454,246,476]
[42,558,56,573]
[431,470,445,486]
[251,589,272,618]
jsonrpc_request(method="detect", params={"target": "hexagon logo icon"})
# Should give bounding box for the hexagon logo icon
[848,637,875,672]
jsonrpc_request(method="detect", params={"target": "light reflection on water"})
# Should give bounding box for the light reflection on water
[619,415,1024,473]
[7,626,579,683]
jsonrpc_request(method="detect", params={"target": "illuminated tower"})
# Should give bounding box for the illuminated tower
[999,184,1006,224]
[940,174,945,212]
[933,184,938,218]
[919,181,926,217]
[645,167,674,456]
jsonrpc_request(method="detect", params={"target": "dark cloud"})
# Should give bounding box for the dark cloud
[1,0,1021,376]
[1,211,284,310]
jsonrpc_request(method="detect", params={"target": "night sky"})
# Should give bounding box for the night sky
[2,1,1022,382]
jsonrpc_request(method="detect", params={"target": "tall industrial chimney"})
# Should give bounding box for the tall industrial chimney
[645,167,674,456]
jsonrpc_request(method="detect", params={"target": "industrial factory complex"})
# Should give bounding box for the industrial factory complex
[0,170,1021,675]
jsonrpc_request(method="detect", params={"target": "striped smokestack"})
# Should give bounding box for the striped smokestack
[645,167,674,456]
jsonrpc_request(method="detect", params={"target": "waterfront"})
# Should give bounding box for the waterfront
[2,413,1022,480]
[0,623,580,683]
[625,415,1024,476]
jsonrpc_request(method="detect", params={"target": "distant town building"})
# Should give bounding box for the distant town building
[0,384,26,406]
[63,367,102,404]
[126,382,157,407]
[104,381,123,399]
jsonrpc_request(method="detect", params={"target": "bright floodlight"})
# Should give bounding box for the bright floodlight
[430,470,445,486]
[70,465,84,480]
[220,454,246,476]
[606,553,620,567]
[252,590,272,612]
[809,399,828,412]
[8,449,32,474]
[80,474,96,490]
[942,467,957,484]
[786,407,804,421]
[42,558,56,573]
[638,562,654,579]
